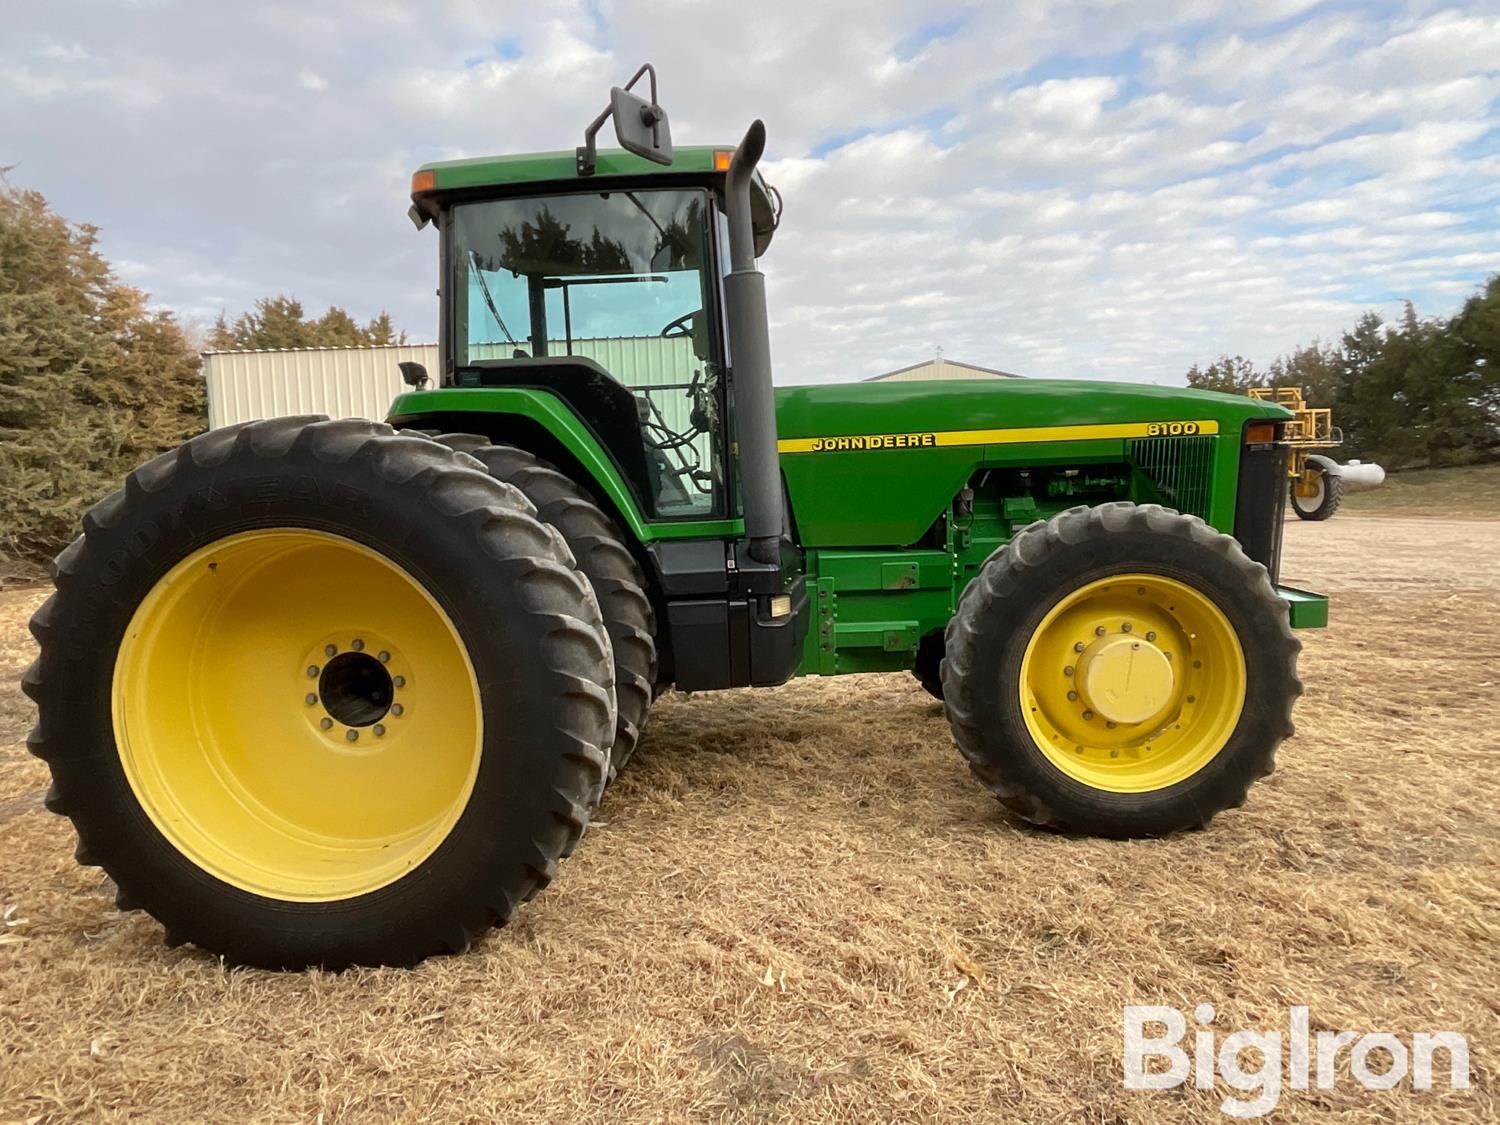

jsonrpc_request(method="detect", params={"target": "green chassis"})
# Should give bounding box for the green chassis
[389,376,1327,682]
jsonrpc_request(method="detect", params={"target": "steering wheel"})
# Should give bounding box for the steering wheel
[660,310,701,339]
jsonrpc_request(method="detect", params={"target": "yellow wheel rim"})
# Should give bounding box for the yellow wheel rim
[1019,573,1245,793]
[112,530,482,901]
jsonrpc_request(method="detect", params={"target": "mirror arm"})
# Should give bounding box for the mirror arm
[576,63,661,176]
[576,104,613,177]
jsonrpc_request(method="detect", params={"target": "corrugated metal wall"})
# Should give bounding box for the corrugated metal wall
[203,345,439,429]
[204,338,698,430]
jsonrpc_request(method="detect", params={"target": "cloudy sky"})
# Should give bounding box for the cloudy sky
[4,1,1498,384]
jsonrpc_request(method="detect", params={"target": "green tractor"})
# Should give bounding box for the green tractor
[25,67,1327,969]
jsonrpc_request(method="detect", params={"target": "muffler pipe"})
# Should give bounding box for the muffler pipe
[723,120,783,565]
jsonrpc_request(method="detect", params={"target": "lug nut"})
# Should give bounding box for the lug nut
[1146,631,1157,642]
[392,675,406,688]
[1064,665,1074,676]
[325,644,337,657]
[319,717,333,730]
[1082,709,1094,720]
[1074,642,1086,653]
[1067,690,1079,701]
[378,650,390,663]
[1122,622,1133,633]
[305,693,317,706]
[306,665,320,678]
[346,729,359,743]
[1095,626,1106,636]
[352,638,365,652]
[373,724,386,737]
[391,704,404,717]
[1106,721,1117,729]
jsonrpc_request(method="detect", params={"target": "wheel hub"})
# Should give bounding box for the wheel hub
[1077,635,1175,725]
[1018,573,1248,793]
[320,651,393,726]
[301,635,411,743]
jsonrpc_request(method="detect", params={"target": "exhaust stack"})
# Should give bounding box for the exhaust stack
[723,121,783,565]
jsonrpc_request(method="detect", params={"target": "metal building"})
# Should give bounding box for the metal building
[865,358,1022,382]
[203,344,438,430]
[203,337,698,430]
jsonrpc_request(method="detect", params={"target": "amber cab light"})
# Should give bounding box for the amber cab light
[410,170,436,194]
[1244,422,1277,445]
[713,150,732,171]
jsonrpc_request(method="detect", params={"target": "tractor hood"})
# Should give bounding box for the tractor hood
[774,378,1289,444]
[772,378,1291,548]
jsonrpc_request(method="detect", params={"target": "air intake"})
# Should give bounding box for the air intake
[1130,435,1215,519]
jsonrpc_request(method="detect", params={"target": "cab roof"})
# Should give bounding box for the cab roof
[410,144,780,253]
[414,144,735,192]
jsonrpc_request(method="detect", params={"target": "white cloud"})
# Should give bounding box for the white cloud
[0,0,1495,385]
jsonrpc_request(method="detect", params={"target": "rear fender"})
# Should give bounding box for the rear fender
[386,387,651,542]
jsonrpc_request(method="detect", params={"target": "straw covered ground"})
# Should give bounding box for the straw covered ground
[1,507,1496,1122]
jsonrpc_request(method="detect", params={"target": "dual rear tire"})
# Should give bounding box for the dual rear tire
[25,418,620,968]
[428,435,657,778]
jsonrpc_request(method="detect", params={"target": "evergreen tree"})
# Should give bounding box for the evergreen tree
[1186,275,1500,469]
[1185,355,1265,394]
[209,295,406,350]
[0,174,203,569]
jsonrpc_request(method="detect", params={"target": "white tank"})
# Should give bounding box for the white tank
[1338,460,1386,492]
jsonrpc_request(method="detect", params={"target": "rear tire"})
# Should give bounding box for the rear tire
[24,417,614,969]
[1291,470,1341,521]
[942,503,1300,837]
[430,435,657,778]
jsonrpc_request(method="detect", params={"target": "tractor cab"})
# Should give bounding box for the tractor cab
[406,104,780,527]
[401,67,806,692]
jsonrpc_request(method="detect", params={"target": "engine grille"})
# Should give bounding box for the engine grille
[1129,435,1215,520]
[1234,441,1290,585]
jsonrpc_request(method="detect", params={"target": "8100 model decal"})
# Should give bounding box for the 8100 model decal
[778,419,1220,454]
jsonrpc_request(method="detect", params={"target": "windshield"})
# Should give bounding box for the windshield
[450,189,723,518]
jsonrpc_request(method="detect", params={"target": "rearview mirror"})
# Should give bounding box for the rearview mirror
[577,63,673,176]
[611,85,672,165]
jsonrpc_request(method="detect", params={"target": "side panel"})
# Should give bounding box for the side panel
[775,379,1284,548]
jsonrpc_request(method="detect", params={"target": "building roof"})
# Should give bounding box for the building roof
[865,358,1024,381]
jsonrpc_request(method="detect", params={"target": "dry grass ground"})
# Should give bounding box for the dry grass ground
[1,510,1497,1123]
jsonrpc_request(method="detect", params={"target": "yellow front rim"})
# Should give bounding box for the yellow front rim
[1019,574,1246,793]
[113,530,482,901]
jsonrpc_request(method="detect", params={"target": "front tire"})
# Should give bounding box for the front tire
[942,503,1300,837]
[24,418,615,969]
